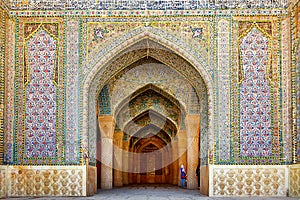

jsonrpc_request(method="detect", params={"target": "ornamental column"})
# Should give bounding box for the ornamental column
[99,115,115,189]
[186,115,200,189]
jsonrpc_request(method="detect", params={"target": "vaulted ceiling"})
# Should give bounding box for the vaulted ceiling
[2,0,292,10]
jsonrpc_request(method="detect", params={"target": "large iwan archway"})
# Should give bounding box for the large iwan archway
[83,28,214,194]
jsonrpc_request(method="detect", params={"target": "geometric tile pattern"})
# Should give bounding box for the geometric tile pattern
[85,37,210,165]
[65,20,81,164]
[14,19,65,164]
[210,165,289,197]
[0,8,5,165]
[231,20,283,164]
[239,27,272,157]
[108,60,193,113]
[7,166,86,197]
[24,29,57,158]
[217,18,230,162]
[0,7,297,199]
[98,84,111,115]
[199,87,209,166]
[117,89,180,131]
[281,18,293,163]
[289,164,300,197]
[85,20,211,76]
[297,41,300,162]
[5,0,288,10]
[8,9,288,18]
[2,8,295,170]
[4,18,15,164]
[292,2,300,163]
[297,40,300,162]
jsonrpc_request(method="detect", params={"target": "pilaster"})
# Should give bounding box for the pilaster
[98,115,115,189]
[186,115,200,189]
[113,131,123,187]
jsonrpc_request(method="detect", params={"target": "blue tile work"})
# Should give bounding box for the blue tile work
[4,10,295,166]
[98,84,112,115]
[13,20,66,165]
[216,18,231,162]
[24,29,58,158]
[239,27,272,157]
[65,20,81,164]
[8,0,288,10]
[231,21,284,165]
[199,87,208,166]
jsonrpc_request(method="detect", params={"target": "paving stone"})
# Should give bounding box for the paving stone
[6,185,300,200]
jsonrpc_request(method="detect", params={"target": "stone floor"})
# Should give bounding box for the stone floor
[7,184,300,200]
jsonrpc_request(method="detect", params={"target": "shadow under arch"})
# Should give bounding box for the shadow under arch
[83,27,214,174]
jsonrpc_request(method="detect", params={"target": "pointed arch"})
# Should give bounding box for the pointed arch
[114,83,185,118]
[135,138,167,153]
[83,28,214,165]
[238,22,273,84]
[129,124,172,149]
[122,108,178,135]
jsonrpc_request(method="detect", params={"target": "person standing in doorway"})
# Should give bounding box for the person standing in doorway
[180,165,186,188]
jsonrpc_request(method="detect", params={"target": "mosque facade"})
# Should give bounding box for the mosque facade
[0,0,299,198]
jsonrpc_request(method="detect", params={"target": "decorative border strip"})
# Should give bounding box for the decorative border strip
[290,2,299,163]
[8,9,287,17]
[78,18,84,165]
[64,19,81,164]
[4,17,15,164]
[5,0,289,11]
[216,17,231,163]
[0,7,6,165]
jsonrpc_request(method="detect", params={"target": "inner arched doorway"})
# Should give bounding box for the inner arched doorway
[133,137,167,184]
[96,55,202,189]
[84,31,213,193]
